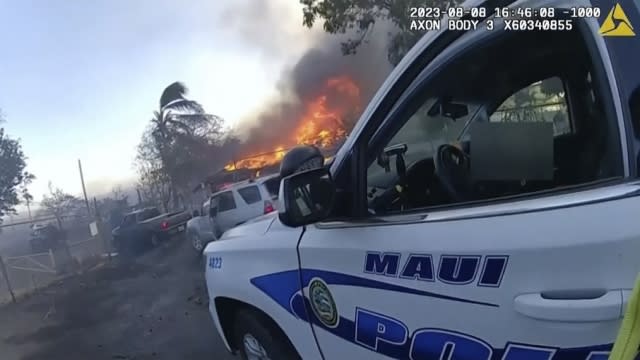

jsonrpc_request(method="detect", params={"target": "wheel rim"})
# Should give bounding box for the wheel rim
[243,333,270,360]
[192,234,203,251]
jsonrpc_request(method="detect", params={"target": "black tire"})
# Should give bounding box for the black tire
[233,309,300,360]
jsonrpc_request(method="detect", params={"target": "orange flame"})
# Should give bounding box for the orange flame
[225,75,361,171]
[224,146,287,171]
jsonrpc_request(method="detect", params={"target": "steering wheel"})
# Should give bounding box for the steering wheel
[434,144,472,202]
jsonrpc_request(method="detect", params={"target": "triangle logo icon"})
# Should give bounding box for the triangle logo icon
[599,3,635,36]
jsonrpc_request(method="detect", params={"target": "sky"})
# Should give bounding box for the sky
[0,0,318,206]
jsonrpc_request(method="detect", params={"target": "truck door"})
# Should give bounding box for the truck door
[117,213,142,249]
[296,4,640,359]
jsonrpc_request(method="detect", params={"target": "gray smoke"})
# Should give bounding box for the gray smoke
[220,1,395,155]
[240,33,394,153]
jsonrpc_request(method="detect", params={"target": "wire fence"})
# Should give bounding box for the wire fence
[0,217,113,305]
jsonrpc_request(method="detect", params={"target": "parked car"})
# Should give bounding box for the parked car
[203,3,640,359]
[186,174,280,253]
[211,174,281,233]
[111,207,192,255]
[29,223,64,253]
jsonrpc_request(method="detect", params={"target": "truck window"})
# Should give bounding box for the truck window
[138,208,160,221]
[151,208,161,218]
[217,191,236,212]
[237,186,262,204]
[122,214,136,226]
[366,25,623,215]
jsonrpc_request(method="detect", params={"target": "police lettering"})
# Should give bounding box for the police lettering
[354,307,608,360]
[364,252,508,287]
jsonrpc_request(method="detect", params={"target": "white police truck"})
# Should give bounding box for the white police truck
[204,0,640,358]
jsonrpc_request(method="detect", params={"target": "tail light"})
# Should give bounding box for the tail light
[263,200,275,214]
[160,221,169,230]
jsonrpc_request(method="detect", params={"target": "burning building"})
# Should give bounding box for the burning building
[224,75,359,172]
[199,14,394,193]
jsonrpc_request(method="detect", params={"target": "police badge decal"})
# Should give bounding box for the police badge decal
[308,278,339,328]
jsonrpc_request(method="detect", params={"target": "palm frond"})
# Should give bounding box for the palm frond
[150,110,163,124]
[160,82,188,109]
[163,99,204,113]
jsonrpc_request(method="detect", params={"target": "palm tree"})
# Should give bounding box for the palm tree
[152,82,204,141]
[150,82,221,209]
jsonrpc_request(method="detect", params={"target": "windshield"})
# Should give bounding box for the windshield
[122,214,137,226]
[368,99,479,188]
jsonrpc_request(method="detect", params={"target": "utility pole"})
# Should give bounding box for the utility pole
[78,159,91,216]
[136,188,143,206]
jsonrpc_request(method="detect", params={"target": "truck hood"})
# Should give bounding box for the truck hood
[219,212,279,241]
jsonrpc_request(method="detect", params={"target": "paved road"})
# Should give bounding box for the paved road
[0,235,236,360]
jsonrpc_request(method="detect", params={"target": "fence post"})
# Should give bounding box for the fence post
[93,197,111,262]
[0,256,16,303]
[99,220,111,262]
[49,249,56,270]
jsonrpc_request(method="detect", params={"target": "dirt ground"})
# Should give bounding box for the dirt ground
[0,235,236,360]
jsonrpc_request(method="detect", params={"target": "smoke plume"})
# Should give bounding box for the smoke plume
[220,0,395,157]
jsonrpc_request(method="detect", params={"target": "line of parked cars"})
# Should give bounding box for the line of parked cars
[186,173,281,253]
[107,173,281,257]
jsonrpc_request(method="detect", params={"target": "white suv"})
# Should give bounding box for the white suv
[211,174,280,231]
[186,174,280,252]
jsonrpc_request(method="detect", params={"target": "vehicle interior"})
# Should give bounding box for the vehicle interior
[367,25,623,215]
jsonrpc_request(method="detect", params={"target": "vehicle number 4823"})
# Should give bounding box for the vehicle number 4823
[208,256,222,269]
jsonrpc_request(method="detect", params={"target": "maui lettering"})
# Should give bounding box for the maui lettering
[364,252,508,287]
[355,307,609,360]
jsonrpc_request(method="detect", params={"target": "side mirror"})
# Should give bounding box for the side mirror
[279,167,335,227]
[192,210,200,217]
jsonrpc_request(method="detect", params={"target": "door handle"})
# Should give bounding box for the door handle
[514,290,626,322]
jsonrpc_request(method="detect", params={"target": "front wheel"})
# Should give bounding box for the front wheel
[232,309,300,360]
[191,232,204,253]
